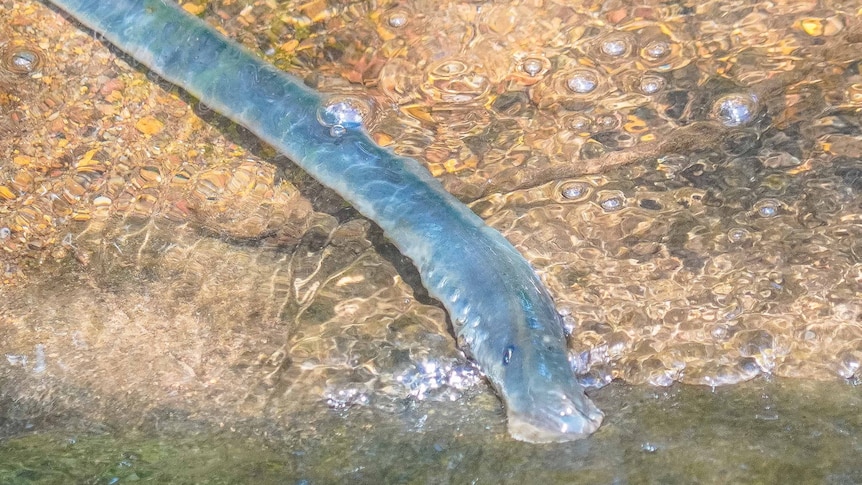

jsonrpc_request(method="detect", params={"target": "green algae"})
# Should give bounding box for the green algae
[2,378,860,484]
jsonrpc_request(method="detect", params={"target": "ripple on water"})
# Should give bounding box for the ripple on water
[377,57,421,105]
[9,0,862,401]
[421,58,490,104]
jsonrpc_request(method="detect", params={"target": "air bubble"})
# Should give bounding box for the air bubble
[712,93,759,127]
[533,67,607,107]
[568,115,592,132]
[12,51,37,70]
[711,325,729,340]
[598,191,626,212]
[639,75,665,94]
[738,357,761,376]
[595,114,620,131]
[601,198,622,211]
[561,181,590,200]
[431,59,469,78]
[754,199,780,218]
[397,358,481,401]
[641,442,658,453]
[727,227,750,243]
[580,139,607,159]
[601,38,629,57]
[642,40,670,60]
[837,351,860,379]
[1,40,45,75]
[595,33,634,61]
[522,58,544,77]
[511,54,551,85]
[566,69,599,94]
[386,10,408,28]
[317,96,373,137]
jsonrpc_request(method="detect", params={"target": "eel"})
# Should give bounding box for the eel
[45,0,604,443]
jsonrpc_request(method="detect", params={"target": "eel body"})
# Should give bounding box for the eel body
[46,0,603,442]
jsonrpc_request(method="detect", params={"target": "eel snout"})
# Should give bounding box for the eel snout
[506,390,604,443]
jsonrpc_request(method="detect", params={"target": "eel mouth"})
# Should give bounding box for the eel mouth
[506,393,604,443]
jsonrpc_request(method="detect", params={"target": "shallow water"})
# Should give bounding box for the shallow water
[2,379,861,483]
[1,0,862,481]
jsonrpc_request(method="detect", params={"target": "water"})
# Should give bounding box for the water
[2,379,861,483]
[2,0,862,481]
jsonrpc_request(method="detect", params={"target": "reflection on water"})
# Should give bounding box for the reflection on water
[482,151,862,387]
[1,0,862,479]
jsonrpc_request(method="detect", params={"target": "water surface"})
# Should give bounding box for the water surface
[1,0,862,481]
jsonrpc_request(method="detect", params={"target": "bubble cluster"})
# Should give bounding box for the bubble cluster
[181,0,862,204]
[396,359,482,401]
[6,0,862,404]
[476,143,862,386]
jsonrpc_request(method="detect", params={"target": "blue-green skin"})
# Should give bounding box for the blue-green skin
[47,0,603,442]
